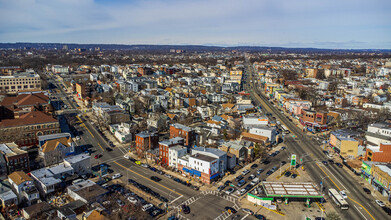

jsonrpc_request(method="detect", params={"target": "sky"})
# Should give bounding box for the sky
[0,0,390,49]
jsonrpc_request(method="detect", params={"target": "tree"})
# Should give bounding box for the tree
[281,69,298,81]
[326,211,341,220]
[316,69,326,80]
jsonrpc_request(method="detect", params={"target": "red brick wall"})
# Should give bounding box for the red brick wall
[159,144,169,166]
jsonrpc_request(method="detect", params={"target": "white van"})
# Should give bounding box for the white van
[142,204,153,212]
[112,173,122,179]
[251,178,259,185]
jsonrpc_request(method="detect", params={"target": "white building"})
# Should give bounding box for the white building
[30,168,62,197]
[64,153,91,175]
[249,126,277,144]
[243,116,269,129]
[109,123,132,143]
[168,145,187,168]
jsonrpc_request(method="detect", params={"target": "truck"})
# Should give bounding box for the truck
[281,125,290,134]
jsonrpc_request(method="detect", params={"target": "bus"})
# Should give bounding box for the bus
[281,124,290,134]
[328,188,349,210]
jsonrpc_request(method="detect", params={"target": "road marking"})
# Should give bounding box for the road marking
[113,161,183,196]
[101,155,125,164]
[240,214,249,220]
[354,205,368,220]
[170,195,183,204]
[315,201,325,212]
[318,163,348,191]
[316,163,376,220]
[77,115,105,152]
[350,198,375,220]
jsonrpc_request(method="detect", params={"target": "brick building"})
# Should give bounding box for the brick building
[0,111,60,147]
[0,143,30,175]
[365,143,391,162]
[170,124,195,146]
[159,137,184,166]
[135,132,159,156]
[137,67,153,76]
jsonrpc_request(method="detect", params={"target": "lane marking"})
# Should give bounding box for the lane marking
[316,163,341,191]
[321,165,348,191]
[170,195,183,204]
[350,198,375,220]
[77,115,105,151]
[113,161,182,196]
[354,205,368,220]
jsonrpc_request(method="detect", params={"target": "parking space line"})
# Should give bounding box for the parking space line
[114,161,183,196]
[315,201,325,212]
[240,214,249,220]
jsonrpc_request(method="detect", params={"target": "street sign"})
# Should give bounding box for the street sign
[291,154,296,166]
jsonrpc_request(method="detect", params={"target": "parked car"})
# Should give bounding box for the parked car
[363,187,371,194]
[112,173,122,179]
[235,175,244,182]
[127,197,138,204]
[335,162,343,168]
[266,171,273,176]
[142,204,153,212]
[242,170,250,175]
[248,174,255,181]
[382,206,391,215]
[150,176,161,182]
[257,168,264,175]
[224,180,231,186]
[284,171,291,177]
[94,154,102,159]
[141,164,149,168]
[164,174,173,179]
[291,174,298,179]
[242,208,254,215]
[376,200,385,207]
[328,159,334,164]
[281,146,286,150]
[262,160,270,165]
[105,147,113,152]
[182,205,190,214]
[237,180,246,187]
[124,154,130,159]
[215,184,224,191]
[251,164,258,169]
[322,161,328,166]
[254,214,266,220]
[225,188,235,195]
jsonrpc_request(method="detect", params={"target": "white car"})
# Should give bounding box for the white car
[142,203,153,212]
[339,190,347,199]
[124,155,130,159]
[76,136,81,140]
[112,173,122,179]
[141,164,149,168]
[376,200,385,207]
[127,197,138,204]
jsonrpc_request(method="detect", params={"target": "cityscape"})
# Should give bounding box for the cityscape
[0,1,391,220]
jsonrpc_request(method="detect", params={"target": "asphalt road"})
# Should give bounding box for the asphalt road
[244,57,388,220]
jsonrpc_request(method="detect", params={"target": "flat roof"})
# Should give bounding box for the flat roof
[262,182,323,198]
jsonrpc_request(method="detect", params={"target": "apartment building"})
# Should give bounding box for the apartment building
[0,73,41,94]
[135,132,159,156]
[0,143,30,175]
[170,123,196,146]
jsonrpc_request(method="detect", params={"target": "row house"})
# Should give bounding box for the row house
[135,131,159,156]
[0,143,30,177]
[159,137,184,166]
[8,171,40,206]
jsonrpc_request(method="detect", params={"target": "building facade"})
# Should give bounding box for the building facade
[0,73,41,94]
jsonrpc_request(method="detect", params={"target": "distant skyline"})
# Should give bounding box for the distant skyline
[0,0,390,49]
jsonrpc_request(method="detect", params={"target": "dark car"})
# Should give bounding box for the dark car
[262,160,271,165]
[251,164,258,169]
[149,167,157,172]
[266,171,273,176]
[382,206,391,215]
[225,207,237,214]
[150,176,161,182]
[105,147,113,152]
[335,163,343,168]
[235,175,244,182]
[291,174,297,179]
[322,161,328,166]
[237,180,246,187]
[315,217,325,220]
[182,205,190,214]
[363,187,371,194]
[94,154,102,159]
[284,171,291,177]
[224,180,232,186]
[328,159,334,164]
[254,214,266,220]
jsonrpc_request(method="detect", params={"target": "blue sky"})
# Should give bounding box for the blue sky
[0,0,390,49]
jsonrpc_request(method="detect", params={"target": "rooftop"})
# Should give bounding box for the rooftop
[0,111,58,128]
[171,123,193,132]
[64,153,90,164]
[262,182,322,198]
[191,153,216,162]
[8,171,32,185]
[0,143,27,157]
[376,164,391,177]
